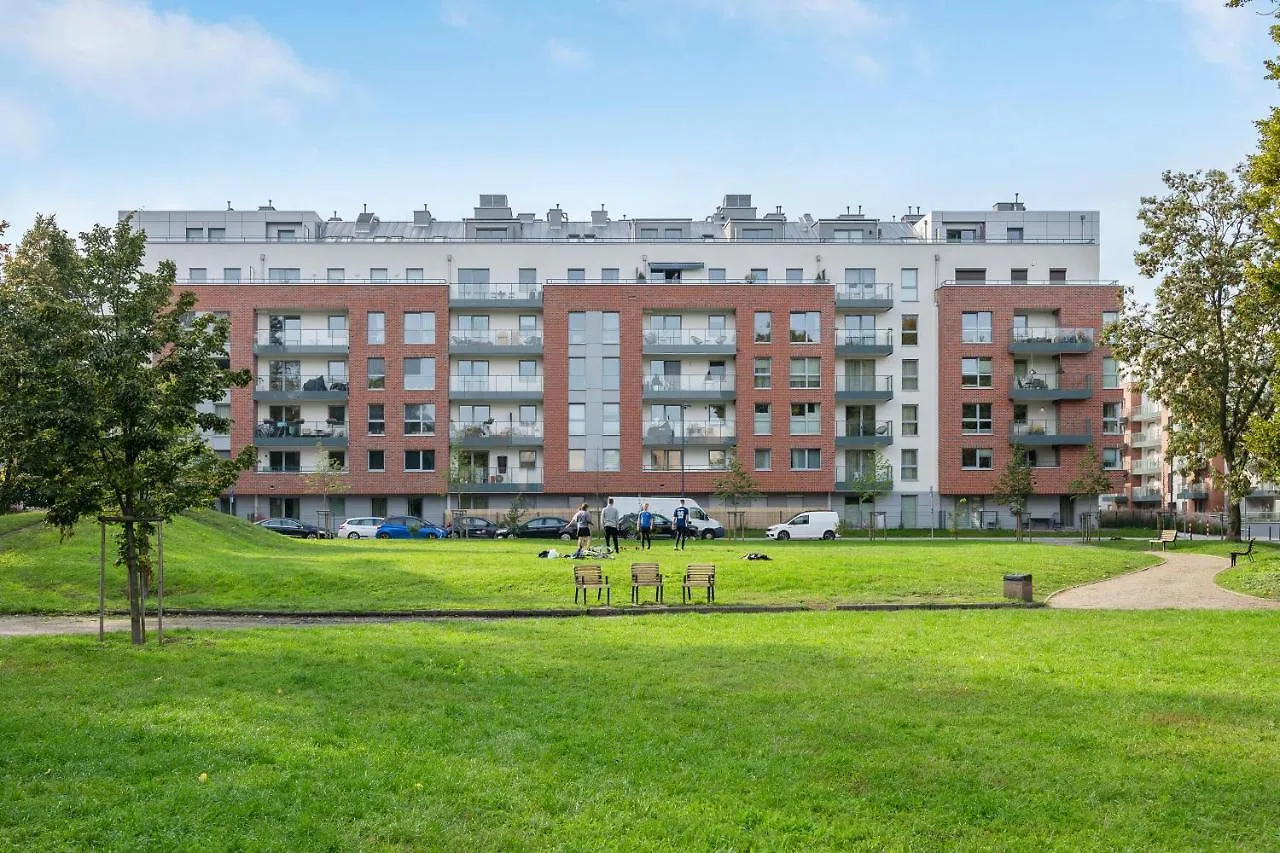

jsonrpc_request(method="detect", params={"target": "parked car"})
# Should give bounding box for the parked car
[336,516,384,539]
[256,517,330,539]
[766,511,841,541]
[375,516,447,539]
[495,516,572,540]
[617,511,675,539]
[447,515,500,538]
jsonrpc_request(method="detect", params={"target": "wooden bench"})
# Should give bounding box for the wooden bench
[1230,538,1256,568]
[682,564,716,604]
[574,565,610,606]
[630,562,664,604]
[1147,529,1178,551]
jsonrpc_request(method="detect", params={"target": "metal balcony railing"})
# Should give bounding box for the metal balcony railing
[254,329,349,347]
[642,420,735,441]
[834,328,894,347]
[1010,327,1095,345]
[255,374,350,392]
[253,419,348,439]
[836,420,894,439]
[449,420,544,439]
[256,463,350,474]
[1009,372,1093,392]
[835,374,894,394]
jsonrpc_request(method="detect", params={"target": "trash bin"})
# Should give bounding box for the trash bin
[1003,573,1033,602]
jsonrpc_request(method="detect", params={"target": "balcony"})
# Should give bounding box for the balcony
[1249,484,1280,498]
[1010,418,1092,445]
[253,420,349,448]
[642,328,737,356]
[1130,404,1162,422]
[834,328,894,356]
[1131,429,1162,449]
[641,374,735,401]
[452,466,543,493]
[256,463,351,474]
[449,420,544,448]
[253,373,349,402]
[641,462,730,473]
[836,420,894,447]
[1130,488,1163,504]
[835,374,894,402]
[834,464,893,493]
[1131,459,1162,476]
[642,420,736,447]
[1177,485,1209,500]
[449,283,542,309]
[253,328,349,356]
[1008,327,1096,354]
[448,374,544,400]
[447,329,544,356]
[834,282,893,311]
[1008,372,1093,401]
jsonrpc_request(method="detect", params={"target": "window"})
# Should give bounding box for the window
[602,449,620,471]
[405,268,424,282]
[708,268,726,282]
[188,268,207,283]
[368,450,385,472]
[790,403,821,435]
[961,357,993,388]
[368,404,385,435]
[954,268,987,282]
[786,268,803,283]
[961,312,993,343]
[371,497,388,518]
[370,268,388,283]
[477,228,506,241]
[789,311,821,343]
[276,229,297,242]
[1011,268,1028,283]
[367,358,385,390]
[518,268,537,285]
[664,227,683,240]
[902,405,918,436]
[902,315,919,346]
[567,268,586,282]
[640,228,659,239]
[569,404,586,436]
[1102,358,1119,389]
[568,450,586,471]
[599,268,620,283]
[368,312,385,345]
[754,448,771,471]
[834,229,864,242]
[902,359,919,391]
[754,403,771,435]
[754,312,772,343]
[404,312,435,345]
[1102,310,1118,328]
[404,357,435,390]
[962,448,994,470]
[569,312,586,345]
[962,403,993,434]
[404,450,435,472]
[569,358,587,390]
[404,404,435,435]
[749,267,769,281]
[518,450,537,470]
[947,229,978,243]
[790,448,821,470]
[754,357,772,389]
[327,268,345,282]
[185,227,203,241]
[603,403,620,436]
[1103,402,1122,435]
[789,357,821,389]
[1049,268,1067,282]
[1103,447,1122,470]
[222,267,241,283]
[1006,227,1024,243]
[901,449,918,482]
[602,312,621,345]
[207,228,225,242]
[268,268,300,282]
[600,357,619,390]
[901,268,918,302]
[519,360,538,378]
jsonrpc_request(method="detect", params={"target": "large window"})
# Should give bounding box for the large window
[789,311,821,343]
[901,268,918,302]
[961,312,993,343]
[902,315,919,346]
[790,403,821,435]
[602,357,620,390]
[1103,402,1122,435]
[790,448,821,470]
[569,358,587,391]
[754,357,772,389]
[404,450,436,472]
[603,403,620,436]
[754,403,771,435]
[901,405,918,437]
[404,312,435,345]
[368,450,385,472]
[901,450,918,482]
[603,312,619,345]
[754,449,771,471]
[789,357,821,389]
[404,404,435,435]
[754,312,772,343]
[569,404,586,436]
[961,357,993,388]
[367,312,385,345]
[568,450,586,471]
[1102,357,1120,389]
[962,448,994,470]
[404,358,435,390]
[1103,447,1123,469]
[368,404,385,435]
[602,449,620,471]
[367,358,385,390]
[962,403,993,434]
[569,312,586,345]
[902,359,919,391]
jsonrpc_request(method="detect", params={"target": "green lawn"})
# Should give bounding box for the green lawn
[0,511,43,536]
[0,511,1160,613]
[1,611,1278,849]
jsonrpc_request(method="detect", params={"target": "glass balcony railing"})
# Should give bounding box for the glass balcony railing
[254,329,349,347]
[642,375,735,393]
[834,283,893,302]
[452,466,543,486]
[1009,372,1093,392]
[835,374,893,394]
[254,374,349,392]
[449,283,543,302]
[256,463,350,474]
[642,420,735,441]
[1010,327,1095,345]
[447,329,544,346]
[449,420,543,439]
[448,375,544,394]
[252,419,348,439]
[642,328,737,346]
[834,329,894,347]
[836,420,893,439]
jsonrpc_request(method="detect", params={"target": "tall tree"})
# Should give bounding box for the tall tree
[713,452,760,538]
[994,444,1035,541]
[1105,169,1276,539]
[0,216,253,643]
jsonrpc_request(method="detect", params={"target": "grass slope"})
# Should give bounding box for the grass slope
[1,611,1278,849]
[0,512,1158,613]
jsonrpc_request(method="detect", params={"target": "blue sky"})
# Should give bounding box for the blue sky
[0,0,1276,295]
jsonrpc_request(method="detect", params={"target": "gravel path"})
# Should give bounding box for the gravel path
[1048,551,1280,610]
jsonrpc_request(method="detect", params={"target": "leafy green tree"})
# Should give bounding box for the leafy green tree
[302,442,349,535]
[994,444,1035,541]
[499,494,529,534]
[0,216,253,644]
[1105,169,1276,539]
[712,451,760,538]
[1068,446,1116,512]
[845,452,892,537]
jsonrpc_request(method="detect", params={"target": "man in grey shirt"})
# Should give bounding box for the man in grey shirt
[602,498,621,554]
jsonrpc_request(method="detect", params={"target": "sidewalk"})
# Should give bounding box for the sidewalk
[1048,551,1280,610]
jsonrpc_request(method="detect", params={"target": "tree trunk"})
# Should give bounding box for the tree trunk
[1229,498,1242,542]
[124,519,145,645]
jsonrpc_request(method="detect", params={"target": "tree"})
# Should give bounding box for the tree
[1068,445,1116,541]
[1105,169,1276,539]
[844,452,893,537]
[499,494,529,533]
[0,216,253,644]
[446,446,480,526]
[994,444,1035,541]
[712,452,760,538]
[302,442,349,535]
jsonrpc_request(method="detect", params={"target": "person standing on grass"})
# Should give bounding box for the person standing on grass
[672,498,690,551]
[602,498,620,553]
[569,502,592,558]
[638,502,654,550]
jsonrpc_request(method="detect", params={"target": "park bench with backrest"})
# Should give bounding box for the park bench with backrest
[1229,538,1256,567]
[630,563,663,604]
[574,565,610,606]
[682,564,716,604]
[1148,529,1178,551]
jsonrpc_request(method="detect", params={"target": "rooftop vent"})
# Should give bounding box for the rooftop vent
[413,204,433,226]
[474,194,513,220]
[591,205,609,226]
[763,204,786,222]
[479,194,508,208]
[994,194,1025,212]
[258,199,275,211]
[226,201,233,211]
[715,193,757,221]
[517,212,536,223]
[724,194,751,209]
[328,210,343,222]
[354,211,378,234]
[900,205,924,224]
[548,205,566,227]
[836,205,874,221]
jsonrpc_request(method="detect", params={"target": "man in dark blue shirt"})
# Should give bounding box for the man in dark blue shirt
[672,499,690,551]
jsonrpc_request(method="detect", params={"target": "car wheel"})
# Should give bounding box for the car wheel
[700,530,715,540]
[777,531,790,541]
[347,532,361,539]
[560,533,572,541]
[376,532,390,539]
[822,530,836,540]
[306,532,318,539]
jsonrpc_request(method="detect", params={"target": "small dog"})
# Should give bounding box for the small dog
[741,553,772,561]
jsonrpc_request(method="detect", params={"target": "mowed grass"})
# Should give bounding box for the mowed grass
[0,512,1159,613]
[2,611,1279,850]
[0,511,43,536]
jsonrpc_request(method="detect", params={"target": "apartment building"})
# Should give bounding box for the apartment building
[126,194,1119,528]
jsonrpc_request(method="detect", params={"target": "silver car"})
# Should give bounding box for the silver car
[336,516,384,539]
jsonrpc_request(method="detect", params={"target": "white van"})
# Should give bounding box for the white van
[766,511,841,541]
[608,496,726,539]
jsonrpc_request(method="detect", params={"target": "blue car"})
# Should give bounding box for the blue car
[375,515,447,539]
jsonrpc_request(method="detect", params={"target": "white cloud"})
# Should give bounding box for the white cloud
[695,0,888,36]
[441,0,499,29]
[1174,0,1257,69]
[0,93,47,154]
[546,39,590,69]
[0,0,334,120]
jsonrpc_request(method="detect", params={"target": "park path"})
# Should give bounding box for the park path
[1048,551,1280,610]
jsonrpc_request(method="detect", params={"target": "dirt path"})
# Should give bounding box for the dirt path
[1048,551,1280,610]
